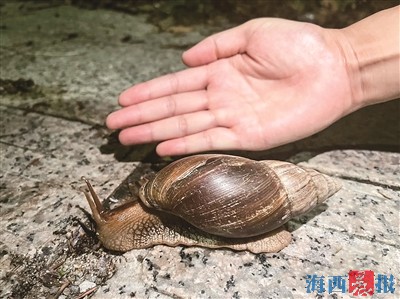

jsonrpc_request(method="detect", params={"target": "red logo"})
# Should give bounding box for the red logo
[348,270,374,296]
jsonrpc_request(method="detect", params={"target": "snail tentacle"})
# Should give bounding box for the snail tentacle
[81,177,106,225]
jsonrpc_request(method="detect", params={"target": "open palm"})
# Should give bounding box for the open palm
[106,18,355,156]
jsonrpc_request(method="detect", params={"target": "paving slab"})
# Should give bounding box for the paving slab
[0,2,399,299]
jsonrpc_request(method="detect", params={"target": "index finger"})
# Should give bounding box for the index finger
[119,66,209,106]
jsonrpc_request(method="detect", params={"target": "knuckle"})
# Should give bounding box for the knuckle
[165,95,177,116]
[202,130,214,149]
[134,104,142,124]
[169,72,179,93]
[147,123,155,141]
[177,116,189,136]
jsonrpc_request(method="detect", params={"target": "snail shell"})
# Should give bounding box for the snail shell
[139,155,339,238]
[82,154,340,253]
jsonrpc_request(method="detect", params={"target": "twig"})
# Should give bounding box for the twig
[75,286,98,299]
[52,279,71,299]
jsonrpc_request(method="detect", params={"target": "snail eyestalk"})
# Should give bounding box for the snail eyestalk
[81,176,105,224]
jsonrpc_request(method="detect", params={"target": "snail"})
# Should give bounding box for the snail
[81,154,341,253]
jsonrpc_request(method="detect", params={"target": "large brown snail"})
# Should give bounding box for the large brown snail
[82,154,340,253]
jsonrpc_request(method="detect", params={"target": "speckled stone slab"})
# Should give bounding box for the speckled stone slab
[300,150,400,188]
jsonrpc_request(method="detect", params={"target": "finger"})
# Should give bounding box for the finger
[106,90,209,130]
[119,66,209,106]
[156,128,241,156]
[182,22,249,67]
[118,111,218,145]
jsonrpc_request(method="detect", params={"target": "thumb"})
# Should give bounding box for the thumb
[182,22,250,67]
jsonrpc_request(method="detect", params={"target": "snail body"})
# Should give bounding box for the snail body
[82,154,340,253]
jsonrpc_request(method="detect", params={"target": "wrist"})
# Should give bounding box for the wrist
[326,28,364,113]
[337,7,400,109]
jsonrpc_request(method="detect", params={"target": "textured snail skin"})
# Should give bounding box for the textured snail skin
[82,154,341,253]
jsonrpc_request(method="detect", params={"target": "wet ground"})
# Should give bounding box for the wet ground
[0,1,399,298]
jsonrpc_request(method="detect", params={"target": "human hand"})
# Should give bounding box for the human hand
[106,18,357,156]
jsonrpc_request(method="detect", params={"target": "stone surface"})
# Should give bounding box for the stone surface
[79,280,97,293]
[300,150,400,188]
[0,2,399,299]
